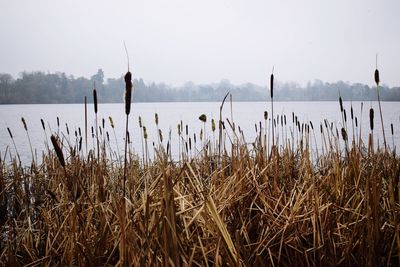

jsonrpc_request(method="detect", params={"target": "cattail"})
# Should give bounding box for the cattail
[102,118,105,129]
[264,111,268,120]
[284,115,286,125]
[350,105,354,120]
[186,125,188,136]
[355,117,358,127]
[309,121,314,130]
[7,127,13,138]
[341,128,348,141]
[391,123,394,135]
[57,117,60,127]
[124,71,132,115]
[320,124,323,133]
[374,69,380,85]
[343,109,347,122]
[78,127,81,136]
[106,131,110,142]
[93,88,98,114]
[159,129,163,143]
[79,137,82,151]
[109,116,114,128]
[74,130,77,137]
[155,113,159,125]
[40,119,45,130]
[143,126,148,139]
[270,73,274,98]
[369,108,374,131]
[91,126,94,138]
[50,135,65,167]
[211,119,216,132]
[292,112,295,123]
[194,133,197,143]
[21,117,27,131]
[127,131,130,144]
[178,124,181,135]
[199,114,207,123]
[339,96,343,112]
[65,123,69,135]
[138,116,142,128]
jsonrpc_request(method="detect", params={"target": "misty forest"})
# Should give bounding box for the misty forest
[1,69,400,104]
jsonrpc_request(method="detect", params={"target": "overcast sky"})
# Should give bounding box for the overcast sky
[0,0,399,87]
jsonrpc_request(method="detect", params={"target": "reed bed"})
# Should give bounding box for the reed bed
[1,75,399,266]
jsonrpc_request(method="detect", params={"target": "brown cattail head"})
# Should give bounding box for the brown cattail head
[341,128,348,141]
[320,124,323,133]
[93,88,98,114]
[374,69,380,85]
[50,135,65,167]
[355,117,358,127]
[155,113,159,125]
[210,119,215,132]
[40,119,45,130]
[124,71,132,115]
[369,108,374,131]
[102,118,105,128]
[199,114,207,123]
[109,116,114,128]
[339,96,343,112]
[309,121,314,130]
[350,105,354,120]
[391,123,394,135]
[177,124,181,135]
[138,116,142,128]
[264,111,268,120]
[143,126,148,139]
[270,73,274,98]
[7,127,13,138]
[57,117,60,127]
[344,109,347,122]
[21,117,27,131]
[159,129,163,142]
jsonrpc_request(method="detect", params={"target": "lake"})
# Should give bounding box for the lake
[1,101,399,164]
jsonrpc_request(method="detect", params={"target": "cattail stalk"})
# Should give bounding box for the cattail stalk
[22,117,35,162]
[7,127,21,163]
[270,70,275,148]
[374,60,387,151]
[93,84,100,159]
[123,70,132,198]
[84,96,88,156]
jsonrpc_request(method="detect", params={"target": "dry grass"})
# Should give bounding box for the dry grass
[1,107,399,266]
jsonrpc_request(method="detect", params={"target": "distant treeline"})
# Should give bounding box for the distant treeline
[1,69,399,104]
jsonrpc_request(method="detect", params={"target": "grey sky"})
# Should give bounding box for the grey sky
[0,0,399,87]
